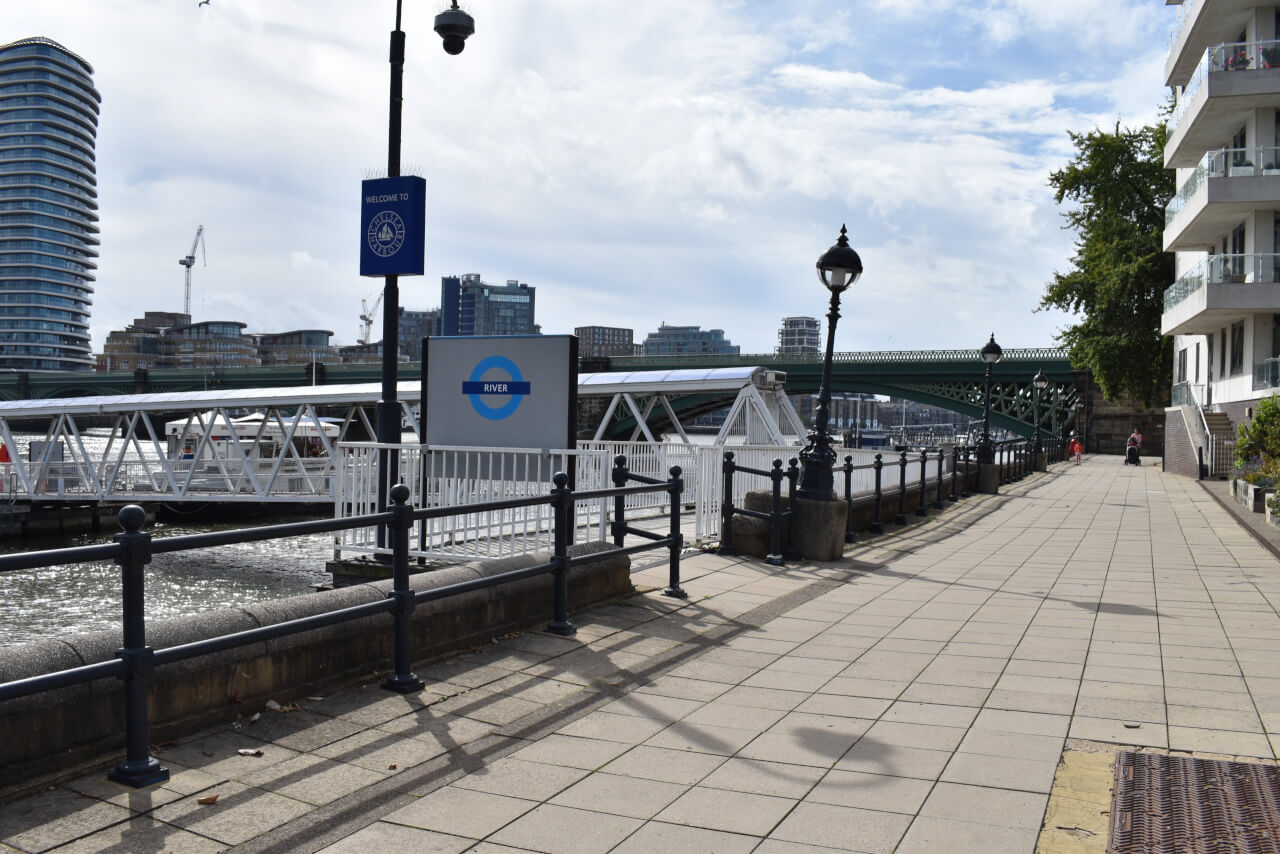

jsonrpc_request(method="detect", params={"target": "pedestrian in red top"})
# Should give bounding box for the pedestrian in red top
[1068,437,1083,465]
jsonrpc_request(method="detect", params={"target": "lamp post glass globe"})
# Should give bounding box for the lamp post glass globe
[977,334,1001,465]
[798,225,863,501]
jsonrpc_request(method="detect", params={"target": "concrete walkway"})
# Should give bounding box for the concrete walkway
[4,455,1280,853]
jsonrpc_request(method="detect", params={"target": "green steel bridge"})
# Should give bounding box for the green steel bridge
[0,347,1084,441]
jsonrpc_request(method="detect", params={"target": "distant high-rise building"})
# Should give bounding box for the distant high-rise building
[777,316,820,355]
[641,323,739,356]
[440,274,538,336]
[575,325,635,358]
[398,306,440,360]
[0,37,100,371]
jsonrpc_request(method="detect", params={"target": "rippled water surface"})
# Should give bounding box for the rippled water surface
[0,516,334,649]
[0,429,337,647]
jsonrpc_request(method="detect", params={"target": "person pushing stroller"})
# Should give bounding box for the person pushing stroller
[1125,428,1142,465]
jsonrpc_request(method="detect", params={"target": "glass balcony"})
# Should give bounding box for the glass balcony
[1171,40,1280,131]
[1170,0,1202,49]
[1256,357,1280,391]
[1164,253,1280,312]
[1165,146,1280,228]
[1171,381,1206,407]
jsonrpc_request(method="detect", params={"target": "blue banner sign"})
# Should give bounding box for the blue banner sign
[359,176,426,277]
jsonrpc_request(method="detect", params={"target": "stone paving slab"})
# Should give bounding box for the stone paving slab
[6,457,1280,852]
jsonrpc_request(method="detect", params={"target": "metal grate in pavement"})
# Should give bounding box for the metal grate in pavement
[1109,751,1280,853]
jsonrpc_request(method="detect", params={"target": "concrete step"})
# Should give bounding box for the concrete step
[1203,410,1234,438]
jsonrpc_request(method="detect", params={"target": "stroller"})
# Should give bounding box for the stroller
[1125,437,1141,465]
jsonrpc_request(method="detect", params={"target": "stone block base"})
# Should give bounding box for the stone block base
[978,463,1000,494]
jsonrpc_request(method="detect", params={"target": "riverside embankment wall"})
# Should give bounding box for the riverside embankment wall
[0,542,629,789]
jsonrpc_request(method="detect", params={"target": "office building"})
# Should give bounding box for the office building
[777,316,821,355]
[1161,1,1280,475]
[257,330,341,366]
[0,37,100,371]
[397,307,440,361]
[575,325,637,358]
[440,274,538,337]
[641,323,740,356]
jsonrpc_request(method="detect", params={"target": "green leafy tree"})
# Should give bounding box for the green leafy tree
[1236,394,1280,467]
[1040,121,1175,406]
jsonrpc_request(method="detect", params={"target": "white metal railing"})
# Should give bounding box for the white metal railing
[0,456,335,502]
[1171,40,1280,130]
[1166,147,1280,227]
[1165,253,1280,312]
[1209,434,1236,478]
[334,443,609,561]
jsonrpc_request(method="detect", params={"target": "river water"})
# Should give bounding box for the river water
[0,428,335,649]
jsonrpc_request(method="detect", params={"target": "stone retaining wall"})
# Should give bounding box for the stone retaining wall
[0,542,629,788]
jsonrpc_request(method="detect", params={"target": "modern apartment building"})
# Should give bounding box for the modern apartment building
[439,274,539,337]
[1161,0,1280,476]
[0,37,100,371]
[641,323,740,356]
[777,316,821,355]
[99,313,342,370]
[574,325,637,358]
[397,306,440,361]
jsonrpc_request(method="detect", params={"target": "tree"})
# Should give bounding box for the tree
[1040,121,1175,407]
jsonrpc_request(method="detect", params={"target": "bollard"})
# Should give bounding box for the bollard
[871,453,884,534]
[934,449,945,509]
[916,450,928,517]
[384,484,424,694]
[949,445,959,502]
[785,458,800,560]
[895,450,908,525]
[665,465,687,598]
[108,505,169,788]
[611,455,628,548]
[720,451,736,556]
[546,472,576,636]
[767,459,785,566]
[843,455,855,544]
[1197,445,1204,481]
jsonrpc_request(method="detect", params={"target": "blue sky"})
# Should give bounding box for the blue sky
[9,0,1171,354]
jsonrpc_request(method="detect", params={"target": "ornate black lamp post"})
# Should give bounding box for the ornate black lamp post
[797,225,863,500]
[375,0,474,537]
[976,334,1002,465]
[1032,369,1047,457]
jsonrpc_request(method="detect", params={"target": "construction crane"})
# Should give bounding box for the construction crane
[358,293,383,345]
[178,225,206,316]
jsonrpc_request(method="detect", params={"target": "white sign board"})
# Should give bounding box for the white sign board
[423,335,577,449]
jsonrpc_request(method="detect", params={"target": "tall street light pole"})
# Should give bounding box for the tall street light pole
[1032,369,1047,460]
[976,334,1001,465]
[797,225,863,500]
[375,0,474,545]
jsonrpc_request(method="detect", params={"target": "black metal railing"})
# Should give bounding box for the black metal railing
[719,452,797,566]
[0,464,683,788]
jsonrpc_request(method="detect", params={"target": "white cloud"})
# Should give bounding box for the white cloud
[6,0,1170,356]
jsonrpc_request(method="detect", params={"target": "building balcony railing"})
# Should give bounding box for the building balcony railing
[1255,358,1280,391]
[1169,0,1200,48]
[1164,253,1280,312]
[1165,146,1280,228]
[1171,381,1206,407]
[1171,40,1280,131]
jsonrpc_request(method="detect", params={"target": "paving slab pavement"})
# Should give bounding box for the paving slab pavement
[4,455,1280,853]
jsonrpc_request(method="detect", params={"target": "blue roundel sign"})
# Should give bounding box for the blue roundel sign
[461,355,532,420]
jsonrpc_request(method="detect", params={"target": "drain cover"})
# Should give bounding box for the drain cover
[1109,752,1280,853]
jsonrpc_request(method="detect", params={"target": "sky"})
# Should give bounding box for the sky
[8,0,1172,356]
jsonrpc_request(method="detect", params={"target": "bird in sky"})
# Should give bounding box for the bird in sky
[198,0,210,6]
